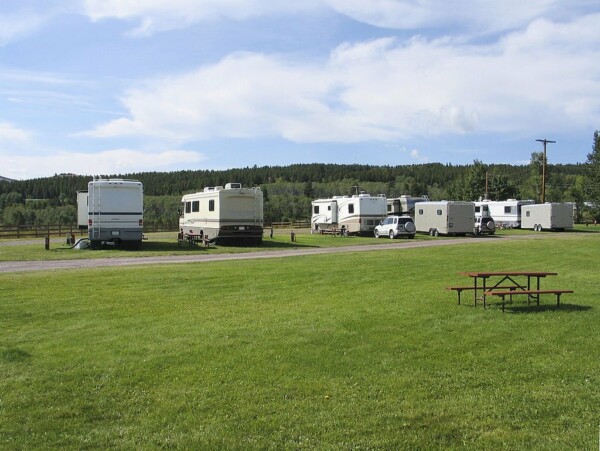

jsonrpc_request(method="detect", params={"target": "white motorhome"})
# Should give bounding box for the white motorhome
[477,199,535,228]
[521,203,574,231]
[179,183,263,244]
[387,195,429,217]
[311,193,387,235]
[83,178,144,248]
[415,201,475,236]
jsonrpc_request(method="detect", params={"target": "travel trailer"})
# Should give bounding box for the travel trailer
[311,193,387,235]
[387,195,429,217]
[179,183,263,244]
[415,201,475,236]
[476,199,535,228]
[521,203,574,231]
[81,178,144,248]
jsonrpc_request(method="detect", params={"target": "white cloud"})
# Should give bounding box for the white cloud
[80,0,588,36]
[83,13,600,145]
[0,12,46,46]
[325,0,565,33]
[0,122,31,143]
[83,0,323,36]
[3,149,207,179]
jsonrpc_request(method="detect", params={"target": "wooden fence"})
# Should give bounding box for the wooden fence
[0,220,310,239]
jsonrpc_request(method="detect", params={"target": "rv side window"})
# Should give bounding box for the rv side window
[475,206,480,213]
[387,205,392,212]
[348,204,354,214]
[418,209,423,215]
[504,206,511,214]
[185,201,192,214]
[328,206,331,211]
[526,211,531,217]
[209,200,215,212]
[192,201,200,213]
[314,206,320,214]
[436,209,442,215]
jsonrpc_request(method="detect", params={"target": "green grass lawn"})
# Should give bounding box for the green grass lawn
[1,232,599,448]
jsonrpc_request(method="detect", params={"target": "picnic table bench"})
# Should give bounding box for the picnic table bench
[447,271,573,311]
[484,289,574,312]
[178,233,212,248]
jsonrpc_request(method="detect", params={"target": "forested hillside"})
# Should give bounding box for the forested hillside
[0,161,589,227]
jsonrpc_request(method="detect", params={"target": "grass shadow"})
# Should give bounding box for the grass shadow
[503,303,592,314]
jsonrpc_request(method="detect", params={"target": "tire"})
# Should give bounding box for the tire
[389,230,395,239]
[409,234,415,239]
[433,229,439,237]
[374,230,380,238]
[405,222,416,233]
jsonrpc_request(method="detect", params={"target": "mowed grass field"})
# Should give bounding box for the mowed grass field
[1,231,599,449]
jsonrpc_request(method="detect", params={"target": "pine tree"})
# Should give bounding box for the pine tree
[584,130,600,219]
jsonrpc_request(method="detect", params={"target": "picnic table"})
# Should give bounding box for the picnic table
[447,271,573,311]
[178,233,211,248]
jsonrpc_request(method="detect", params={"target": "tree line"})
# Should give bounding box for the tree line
[1,144,598,227]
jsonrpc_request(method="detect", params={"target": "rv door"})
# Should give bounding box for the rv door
[331,200,338,223]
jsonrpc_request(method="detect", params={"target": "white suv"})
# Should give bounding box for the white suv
[374,215,416,239]
[475,216,496,235]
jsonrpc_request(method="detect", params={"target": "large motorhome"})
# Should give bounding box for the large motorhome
[179,183,263,244]
[80,178,144,248]
[475,199,535,228]
[415,201,475,236]
[521,203,574,231]
[387,195,429,217]
[311,193,387,235]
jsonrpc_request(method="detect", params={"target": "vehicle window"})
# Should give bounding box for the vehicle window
[504,206,511,213]
[418,209,423,215]
[209,200,215,212]
[348,204,354,214]
[314,206,319,214]
[526,211,531,217]
[185,201,191,214]
[192,201,200,212]
[436,209,442,215]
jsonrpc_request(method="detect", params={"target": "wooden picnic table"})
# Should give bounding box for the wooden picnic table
[447,271,572,311]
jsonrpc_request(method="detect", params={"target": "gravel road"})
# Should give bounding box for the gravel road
[0,236,533,274]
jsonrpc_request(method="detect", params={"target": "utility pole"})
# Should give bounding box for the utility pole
[536,138,556,203]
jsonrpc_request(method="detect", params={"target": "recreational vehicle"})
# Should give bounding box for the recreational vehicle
[415,201,475,236]
[84,178,144,248]
[476,199,534,228]
[179,183,263,244]
[311,193,387,235]
[387,195,429,217]
[521,203,574,231]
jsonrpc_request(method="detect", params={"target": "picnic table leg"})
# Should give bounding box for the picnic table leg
[474,278,478,307]
[482,277,487,309]
[556,293,561,308]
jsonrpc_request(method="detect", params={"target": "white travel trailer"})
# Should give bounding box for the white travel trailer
[415,201,475,236]
[179,183,263,244]
[521,203,574,231]
[82,178,144,248]
[387,195,429,217]
[311,193,387,235]
[477,199,535,228]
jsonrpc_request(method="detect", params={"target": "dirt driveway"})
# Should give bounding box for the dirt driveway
[0,235,546,274]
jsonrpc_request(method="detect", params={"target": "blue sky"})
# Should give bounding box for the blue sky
[1,1,599,179]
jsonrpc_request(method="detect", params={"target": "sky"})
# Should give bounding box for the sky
[1,1,599,180]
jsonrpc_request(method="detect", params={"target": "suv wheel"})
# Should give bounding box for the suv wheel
[375,230,380,238]
[389,230,395,239]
